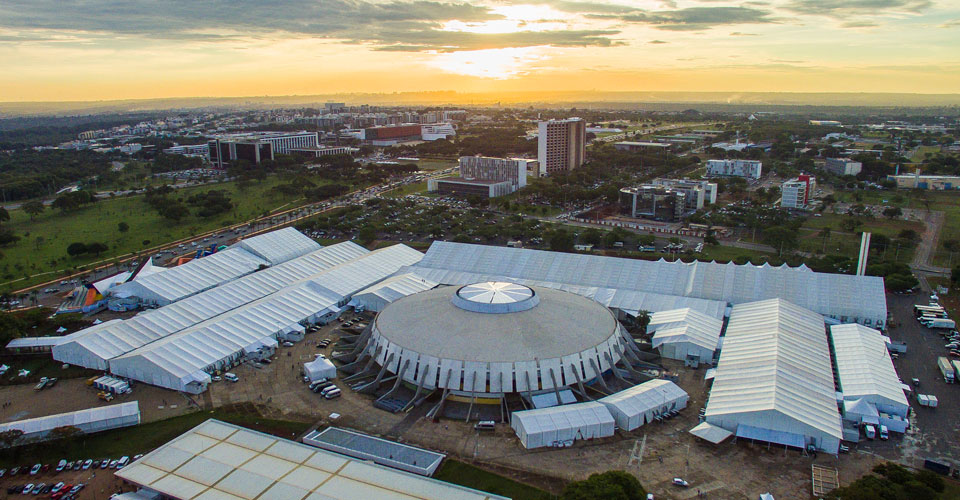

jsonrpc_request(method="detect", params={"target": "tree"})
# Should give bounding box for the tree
[48,425,83,441]
[117,221,129,233]
[883,206,903,219]
[0,429,24,449]
[819,226,832,253]
[549,229,574,251]
[582,228,603,246]
[86,242,108,256]
[841,217,862,232]
[562,471,646,500]
[952,266,960,286]
[762,226,798,255]
[34,236,44,250]
[66,242,87,257]
[21,201,44,221]
[704,235,719,246]
[357,225,377,246]
[0,229,19,247]
[0,207,8,227]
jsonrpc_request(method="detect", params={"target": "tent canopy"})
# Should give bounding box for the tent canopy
[689,422,733,444]
[736,424,805,449]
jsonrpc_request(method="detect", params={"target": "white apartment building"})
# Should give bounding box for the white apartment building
[421,123,456,141]
[538,118,586,176]
[781,175,816,209]
[825,157,862,176]
[705,159,763,179]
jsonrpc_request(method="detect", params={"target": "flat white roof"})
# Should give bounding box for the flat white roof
[649,308,723,352]
[117,420,509,500]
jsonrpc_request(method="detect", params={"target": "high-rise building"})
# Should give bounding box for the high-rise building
[705,159,763,179]
[650,178,718,210]
[781,174,816,209]
[619,186,686,222]
[825,157,862,176]
[537,118,586,176]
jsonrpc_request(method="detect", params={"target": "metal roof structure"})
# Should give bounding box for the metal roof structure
[110,229,320,306]
[598,379,689,431]
[368,284,627,393]
[830,323,909,415]
[0,402,140,445]
[407,242,887,326]
[705,299,843,453]
[109,244,424,392]
[302,427,445,476]
[231,227,322,265]
[648,308,724,354]
[451,282,540,314]
[54,242,370,370]
[688,422,733,444]
[116,419,509,500]
[404,268,728,319]
[347,273,438,312]
[6,336,63,349]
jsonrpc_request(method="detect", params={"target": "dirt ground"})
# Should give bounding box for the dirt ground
[198,319,886,499]
[0,377,193,425]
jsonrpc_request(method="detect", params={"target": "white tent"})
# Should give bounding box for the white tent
[689,421,733,444]
[348,273,438,312]
[511,402,615,449]
[648,308,723,362]
[407,241,888,327]
[830,323,909,418]
[92,271,132,296]
[598,379,689,431]
[0,401,140,446]
[304,356,337,382]
[705,299,843,455]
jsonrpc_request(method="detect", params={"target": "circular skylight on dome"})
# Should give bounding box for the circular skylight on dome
[452,282,539,313]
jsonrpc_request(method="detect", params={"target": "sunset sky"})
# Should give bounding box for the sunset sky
[1,0,959,101]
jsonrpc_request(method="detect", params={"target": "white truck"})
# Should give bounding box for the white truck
[938,357,955,383]
[922,318,956,329]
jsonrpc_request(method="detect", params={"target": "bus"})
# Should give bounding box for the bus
[915,305,945,318]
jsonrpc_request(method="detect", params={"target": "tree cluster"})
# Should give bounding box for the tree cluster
[826,463,944,500]
[561,471,647,500]
[186,190,233,218]
[51,190,98,213]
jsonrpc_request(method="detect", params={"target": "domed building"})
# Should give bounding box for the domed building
[341,282,637,407]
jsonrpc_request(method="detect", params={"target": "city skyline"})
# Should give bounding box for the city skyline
[1,0,959,102]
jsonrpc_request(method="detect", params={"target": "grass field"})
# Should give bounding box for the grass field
[415,158,457,171]
[382,180,431,198]
[434,460,556,500]
[0,408,311,468]
[799,213,923,263]
[0,176,315,293]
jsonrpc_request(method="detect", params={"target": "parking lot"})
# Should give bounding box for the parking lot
[878,292,960,466]
[0,459,138,500]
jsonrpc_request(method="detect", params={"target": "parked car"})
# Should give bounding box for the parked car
[99,459,110,469]
[56,460,67,472]
[22,484,35,494]
[672,478,689,487]
[223,373,239,383]
[82,459,93,470]
[29,464,41,475]
[108,460,118,469]
[282,341,295,347]
[32,483,45,494]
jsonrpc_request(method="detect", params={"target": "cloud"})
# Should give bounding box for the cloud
[940,19,960,28]
[587,6,778,31]
[0,0,620,52]
[730,32,760,36]
[649,39,669,44]
[841,21,879,28]
[784,0,932,18]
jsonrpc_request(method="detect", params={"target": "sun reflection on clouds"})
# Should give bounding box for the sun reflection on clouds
[427,46,551,79]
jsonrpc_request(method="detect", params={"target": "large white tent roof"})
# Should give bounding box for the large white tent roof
[705,299,842,441]
[599,379,688,420]
[0,401,139,437]
[111,247,268,304]
[649,308,723,352]
[830,323,908,408]
[110,229,320,305]
[117,419,508,500]
[408,242,886,324]
[54,242,369,368]
[231,227,321,265]
[348,273,438,311]
[110,244,423,388]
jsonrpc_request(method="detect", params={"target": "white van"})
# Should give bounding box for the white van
[322,387,341,399]
[116,456,130,469]
[879,425,889,440]
[474,421,496,431]
[864,424,876,439]
[223,373,239,383]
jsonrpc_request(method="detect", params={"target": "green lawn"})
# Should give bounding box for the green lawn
[799,213,923,263]
[434,459,556,500]
[382,180,431,198]
[0,409,311,468]
[0,176,316,293]
[415,159,457,171]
